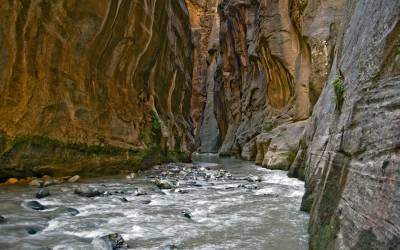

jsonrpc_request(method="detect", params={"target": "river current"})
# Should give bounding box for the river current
[0,154,309,250]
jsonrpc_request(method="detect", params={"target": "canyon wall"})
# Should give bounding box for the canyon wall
[210,0,337,158]
[197,0,400,249]
[291,0,400,249]
[185,0,221,152]
[0,0,194,179]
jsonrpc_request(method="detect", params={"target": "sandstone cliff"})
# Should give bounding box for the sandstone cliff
[0,0,194,179]
[185,0,221,152]
[291,0,400,249]
[208,0,336,157]
[196,0,400,249]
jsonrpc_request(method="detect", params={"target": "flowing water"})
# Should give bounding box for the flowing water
[0,154,309,250]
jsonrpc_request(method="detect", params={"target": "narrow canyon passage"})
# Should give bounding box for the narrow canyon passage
[0,155,308,250]
[0,0,399,249]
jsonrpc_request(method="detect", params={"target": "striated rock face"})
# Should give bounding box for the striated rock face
[195,0,399,249]
[290,0,400,249]
[0,0,194,179]
[185,0,221,152]
[211,0,336,156]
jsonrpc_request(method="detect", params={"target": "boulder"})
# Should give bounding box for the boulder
[0,215,6,223]
[255,121,307,170]
[91,233,128,250]
[36,189,50,199]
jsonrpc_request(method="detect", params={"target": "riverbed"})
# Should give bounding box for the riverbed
[0,154,309,250]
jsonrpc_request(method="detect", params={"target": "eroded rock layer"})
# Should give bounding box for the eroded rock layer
[0,0,194,179]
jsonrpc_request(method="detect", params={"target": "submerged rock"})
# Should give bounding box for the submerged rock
[92,233,128,250]
[26,227,42,235]
[0,215,6,223]
[119,197,128,203]
[162,244,179,250]
[74,186,104,198]
[26,201,46,211]
[36,189,50,199]
[181,210,192,219]
[65,207,80,216]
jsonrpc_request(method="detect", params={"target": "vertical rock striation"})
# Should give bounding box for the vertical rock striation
[185,0,221,152]
[290,0,400,249]
[0,0,194,179]
[210,0,338,161]
[196,0,400,248]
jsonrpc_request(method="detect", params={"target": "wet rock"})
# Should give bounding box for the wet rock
[238,184,258,190]
[0,215,6,223]
[245,175,262,182]
[66,207,80,216]
[134,188,148,196]
[176,189,189,194]
[26,201,46,211]
[5,178,18,185]
[162,244,179,250]
[126,173,136,181]
[181,210,192,219]
[43,177,58,187]
[263,194,279,198]
[74,186,103,197]
[68,175,80,183]
[92,233,128,250]
[36,189,50,199]
[26,227,40,235]
[119,197,128,203]
[141,200,151,205]
[155,179,173,189]
[29,179,44,187]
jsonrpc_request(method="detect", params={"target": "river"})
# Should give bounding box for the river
[0,154,309,250]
